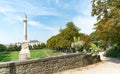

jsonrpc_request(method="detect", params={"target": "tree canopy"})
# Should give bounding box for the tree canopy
[47,22,80,51]
[91,0,120,44]
[0,44,7,52]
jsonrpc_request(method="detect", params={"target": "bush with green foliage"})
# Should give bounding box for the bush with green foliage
[89,43,100,54]
[29,45,33,50]
[104,45,120,58]
[7,44,21,51]
[33,44,38,49]
[41,43,46,48]
[0,44,7,52]
[71,41,84,52]
[32,43,46,50]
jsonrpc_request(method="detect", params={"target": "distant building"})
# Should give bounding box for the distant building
[29,40,41,46]
[8,40,41,46]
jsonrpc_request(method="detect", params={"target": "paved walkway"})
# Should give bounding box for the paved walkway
[55,52,120,74]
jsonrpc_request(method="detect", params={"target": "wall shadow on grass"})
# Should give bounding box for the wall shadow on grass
[0,52,11,62]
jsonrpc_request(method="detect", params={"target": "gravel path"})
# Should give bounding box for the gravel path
[55,52,120,74]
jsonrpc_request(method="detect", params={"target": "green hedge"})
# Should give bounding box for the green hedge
[7,45,21,51]
[0,44,7,52]
[105,45,120,58]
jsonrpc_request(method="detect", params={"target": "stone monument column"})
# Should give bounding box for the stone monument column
[19,14,30,60]
[24,14,27,41]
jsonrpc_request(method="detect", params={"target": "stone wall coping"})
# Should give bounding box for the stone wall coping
[0,53,98,68]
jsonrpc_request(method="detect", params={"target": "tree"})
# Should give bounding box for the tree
[40,43,46,49]
[91,0,120,45]
[47,22,80,51]
[80,34,91,48]
[90,32,99,45]
[91,0,120,21]
[33,44,38,49]
[47,35,57,49]
[29,45,33,50]
[37,44,42,49]
[17,45,21,51]
[0,44,7,52]
[13,44,19,51]
[7,44,21,51]
[7,45,14,51]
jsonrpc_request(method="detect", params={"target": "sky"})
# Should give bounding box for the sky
[0,0,96,44]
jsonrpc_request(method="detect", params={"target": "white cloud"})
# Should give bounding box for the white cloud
[71,0,97,34]
[28,20,58,34]
[0,6,15,15]
[0,0,61,20]
[23,4,60,16]
[0,0,61,27]
[28,21,39,26]
[73,16,96,34]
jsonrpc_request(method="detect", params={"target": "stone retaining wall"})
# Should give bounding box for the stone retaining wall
[0,53,101,74]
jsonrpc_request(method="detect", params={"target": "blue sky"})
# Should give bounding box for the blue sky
[0,0,96,44]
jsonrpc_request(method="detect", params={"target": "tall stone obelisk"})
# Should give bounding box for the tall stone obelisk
[19,14,30,60]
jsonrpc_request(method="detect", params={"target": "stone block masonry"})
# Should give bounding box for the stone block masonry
[0,53,101,74]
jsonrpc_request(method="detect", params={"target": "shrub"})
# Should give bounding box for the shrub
[104,45,120,58]
[33,44,38,49]
[71,41,84,52]
[90,43,100,54]
[29,45,33,50]
[38,44,42,49]
[41,43,46,48]
[7,44,21,51]
[0,44,7,52]
[32,43,46,50]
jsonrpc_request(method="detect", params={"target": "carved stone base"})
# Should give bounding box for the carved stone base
[19,41,30,60]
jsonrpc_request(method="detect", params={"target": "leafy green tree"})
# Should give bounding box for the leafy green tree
[90,32,107,49]
[7,45,14,51]
[37,44,41,49]
[17,45,21,51]
[0,44,7,52]
[47,22,80,51]
[91,0,120,45]
[98,40,107,49]
[33,44,38,49]
[7,44,20,51]
[29,45,33,50]
[47,36,57,49]
[13,44,19,51]
[81,34,91,47]
[40,43,46,49]
[90,32,99,45]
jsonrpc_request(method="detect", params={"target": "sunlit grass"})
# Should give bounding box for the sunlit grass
[0,49,61,62]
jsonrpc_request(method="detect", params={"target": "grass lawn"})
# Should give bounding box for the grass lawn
[0,49,61,62]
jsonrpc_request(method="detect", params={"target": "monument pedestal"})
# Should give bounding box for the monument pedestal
[19,41,30,60]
